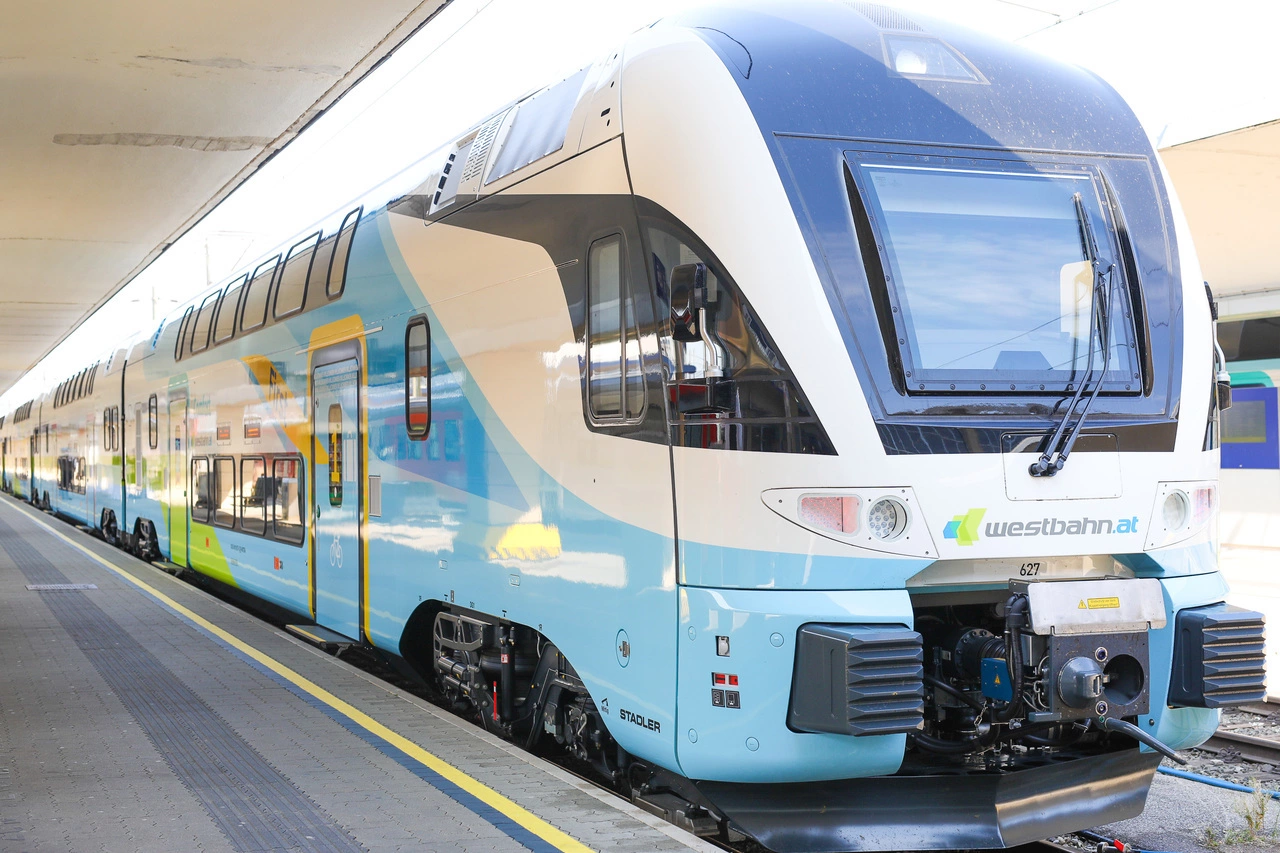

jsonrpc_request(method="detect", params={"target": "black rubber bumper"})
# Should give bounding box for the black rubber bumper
[697,749,1162,852]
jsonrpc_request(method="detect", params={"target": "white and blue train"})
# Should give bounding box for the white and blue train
[0,3,1267,850]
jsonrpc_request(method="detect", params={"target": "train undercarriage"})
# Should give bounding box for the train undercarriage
[400,573,1265,852]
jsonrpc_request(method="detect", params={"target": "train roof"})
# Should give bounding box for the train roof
[666,0,1151,157]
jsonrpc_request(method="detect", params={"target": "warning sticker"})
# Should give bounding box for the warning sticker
[1082,596,1120,610]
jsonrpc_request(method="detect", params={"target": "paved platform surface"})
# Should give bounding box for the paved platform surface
[0,496,713,853]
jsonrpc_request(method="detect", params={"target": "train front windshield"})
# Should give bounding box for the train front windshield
[848,155,1140,394]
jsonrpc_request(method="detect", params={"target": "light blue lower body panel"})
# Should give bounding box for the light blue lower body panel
[676,586,913,783]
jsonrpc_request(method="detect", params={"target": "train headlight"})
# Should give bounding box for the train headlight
[1145,481,1217,551]
[867,497,909,541]
[761,487,935,558]
[1162,490,1190,531]
[798,495,860,535]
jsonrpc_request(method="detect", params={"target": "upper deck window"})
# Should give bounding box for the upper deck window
[240,256,279,333]
[213,274,248,345]
[849,155,1140,394]
[274,232,319,319]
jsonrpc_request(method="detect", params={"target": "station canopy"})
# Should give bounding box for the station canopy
[0,0,451,396]
[1160,120,1280,319]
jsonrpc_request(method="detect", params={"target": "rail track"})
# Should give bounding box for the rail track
[1203,700,1280,766]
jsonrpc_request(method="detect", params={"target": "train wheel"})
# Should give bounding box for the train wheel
[100,509,120,547]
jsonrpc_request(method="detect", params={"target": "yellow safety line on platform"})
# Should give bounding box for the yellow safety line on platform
[4,502,596,853]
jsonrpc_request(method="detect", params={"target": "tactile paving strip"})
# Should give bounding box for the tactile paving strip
[0,515,367,853]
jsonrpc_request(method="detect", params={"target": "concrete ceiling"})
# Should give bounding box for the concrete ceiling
[0,0,451,396]
[1160,120,1280,318]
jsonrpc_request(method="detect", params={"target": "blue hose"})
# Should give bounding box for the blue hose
[1158,765,1280,799]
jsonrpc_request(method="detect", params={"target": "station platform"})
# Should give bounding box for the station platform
[0,497,714,853]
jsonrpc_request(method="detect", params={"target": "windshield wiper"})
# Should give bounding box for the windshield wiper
[1029,192,1114,477]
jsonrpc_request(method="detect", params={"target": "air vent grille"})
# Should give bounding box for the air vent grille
[1170,604,1267,708]
[790,624,924,737]
[847,2,925,32]
[460,115,504,185]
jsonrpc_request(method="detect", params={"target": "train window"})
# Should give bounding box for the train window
[175,305,194,360]
[845,154,1139,394]
[311,234,337,299]
[86,364,97,396]
[240,255,280,334]
[111,406,119,452]
[327,208,361,299]
[1222,398,1267,444]
[587,234,644,421]
[213,274,248,345]
[147,395,158,449]
[1218,316,1280,362]
[190,290,220,354]
[271,456,305,544]
[44,424,49,453]
[103,408,110,451]
[240,456,267,535]
[327,405,343,506]
[213,457,235,528]
[645,222,835,454]
[274,232,319,320]
[405,316,431,439]
[191,457,211,524]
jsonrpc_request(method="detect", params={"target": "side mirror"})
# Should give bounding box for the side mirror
[669,262,707,343]
[1217,379,1232,411]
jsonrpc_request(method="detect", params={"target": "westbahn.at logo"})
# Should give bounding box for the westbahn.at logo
[944,508,1140,546]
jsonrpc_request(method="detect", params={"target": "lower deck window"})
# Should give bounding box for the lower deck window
[272,457,305,544]
[240,456,267,535]
[192,457,211,524]
[213,457,235,528]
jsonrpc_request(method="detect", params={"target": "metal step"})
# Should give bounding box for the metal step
[153,561,185,576]
[285,624,356,651]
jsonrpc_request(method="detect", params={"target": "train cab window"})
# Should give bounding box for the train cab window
[175,306,194,360]
[240,256,280,334]
[587,235,645,421]
[191,457,211,523]
[213,457,235,528]
[327,208,361,299]
[405,316,431,439]
[190,290,220,354]
[645,223,834,454]
[274,232,319,320]
[147,395,158,449]
[213,274,248,345]
[240,456,267,535]
[845,155,1140,394]
[271,456,304,544]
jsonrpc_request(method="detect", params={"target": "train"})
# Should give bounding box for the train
[0,2,1269,850]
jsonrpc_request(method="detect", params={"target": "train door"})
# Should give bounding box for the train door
[87,412,97,528]
[169,394,189,566]
[29,430,39,504]
[311,352,362,640]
